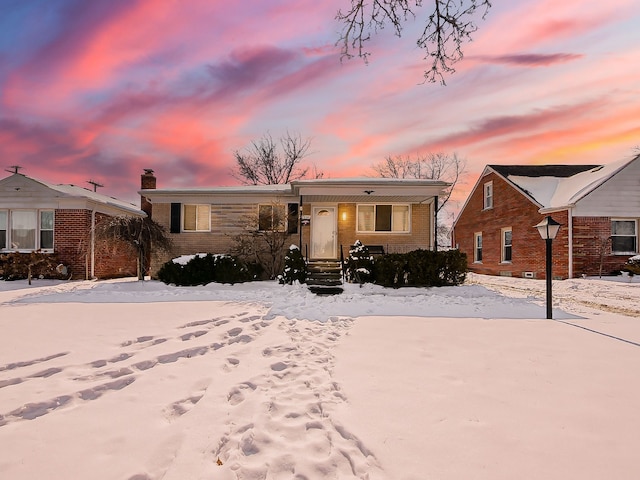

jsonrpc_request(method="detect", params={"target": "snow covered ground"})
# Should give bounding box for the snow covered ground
[0,274,638,480]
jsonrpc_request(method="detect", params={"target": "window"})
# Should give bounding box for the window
[40,211,54,249]
[474,232,483,262]
[483,181,493,209]
[357,204,410,233]
[258,204,286,231]
[611,220,637,254]
[11,210,37,250]
[0,209,54,251]
[501,227,512,263]
[287,203,299,234]
[182,204,210,232]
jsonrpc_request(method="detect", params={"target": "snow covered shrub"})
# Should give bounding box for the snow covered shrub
[157,253,259,286]
[278,245,306,285]
[345,240,373,284]
[372,249,467,287]
[623,255,640,275]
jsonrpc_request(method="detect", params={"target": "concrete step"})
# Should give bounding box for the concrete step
[308,285,344,296]
[306,278,343,287]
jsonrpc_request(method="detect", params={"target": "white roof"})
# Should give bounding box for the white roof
[501,156,637,210]
[0,174,144,216]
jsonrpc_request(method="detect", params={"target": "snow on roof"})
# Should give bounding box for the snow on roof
[497,156,637,209]
[34,177,144,215]
[143,183,293,195]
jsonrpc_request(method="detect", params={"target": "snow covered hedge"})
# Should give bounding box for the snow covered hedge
[371,249,467,288]
[157,253,262,286]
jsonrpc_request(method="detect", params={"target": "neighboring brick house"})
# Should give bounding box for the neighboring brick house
[452,154,640,279]
[139,171,450,273]
[0,172,145,279]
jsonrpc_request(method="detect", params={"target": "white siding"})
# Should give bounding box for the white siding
[573,157,640,217]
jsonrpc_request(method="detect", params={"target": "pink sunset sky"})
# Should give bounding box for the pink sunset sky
[1,0,639,211]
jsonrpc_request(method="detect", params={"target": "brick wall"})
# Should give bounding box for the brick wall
[454,172,569,279]
[54,210,138,279]
[572,216,631,276]
[54,209,92,278]
[92,213,138,279]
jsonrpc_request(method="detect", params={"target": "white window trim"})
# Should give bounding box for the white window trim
[474,232,483,263]
[483,181,493,210]
[501,226,512,263]
[611,218,638,255]
[182,204,211,232]
[356,204,411,234]
[0,208,55,253]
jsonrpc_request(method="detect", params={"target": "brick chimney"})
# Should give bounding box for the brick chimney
[141,169,156,217]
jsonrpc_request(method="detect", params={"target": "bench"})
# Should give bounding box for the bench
[349,244,385,256]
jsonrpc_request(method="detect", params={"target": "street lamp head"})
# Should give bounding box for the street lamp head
[534,216,561,240]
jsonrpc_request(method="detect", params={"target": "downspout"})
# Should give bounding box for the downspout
[91,208,96,279]
[299,196,303,252]
[568,207,573,278]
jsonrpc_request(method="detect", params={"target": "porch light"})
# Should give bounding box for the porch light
[535,216,561,241]
[534,216,561,319]
[341,211,347,221]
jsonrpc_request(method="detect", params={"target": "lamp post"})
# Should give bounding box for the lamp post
[534,216,562,319]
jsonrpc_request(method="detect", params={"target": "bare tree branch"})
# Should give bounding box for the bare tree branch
[232,132,314,185]
[372,152,466,211]
[336,0,491,84]
[93,216,173,280]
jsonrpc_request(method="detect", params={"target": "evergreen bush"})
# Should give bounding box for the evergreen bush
[278,245,307,285]
[372,249,467,287]
[344,240,373,284]
[157,253,259,286]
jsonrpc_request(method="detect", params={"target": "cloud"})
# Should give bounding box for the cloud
[474,53,583,67]
[208,46,300,92]
[414,99,607,153]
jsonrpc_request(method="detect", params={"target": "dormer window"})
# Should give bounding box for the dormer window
[483,181,493,209]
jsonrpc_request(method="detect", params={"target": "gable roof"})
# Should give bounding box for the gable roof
[486,155,639,211]
[0,173,145,216]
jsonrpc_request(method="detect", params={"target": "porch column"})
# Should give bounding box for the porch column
[433,196,439,252]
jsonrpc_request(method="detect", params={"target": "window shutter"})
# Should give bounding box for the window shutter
[170,203,181,233]
[287,203,299,234]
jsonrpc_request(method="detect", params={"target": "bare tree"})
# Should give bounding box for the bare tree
[337,0,492,84]
[233,132,313,185]
[372,152,465,211]
[229,203,295,279]
[93,216,173,280]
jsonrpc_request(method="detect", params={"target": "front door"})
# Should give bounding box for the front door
[311,206,337,259]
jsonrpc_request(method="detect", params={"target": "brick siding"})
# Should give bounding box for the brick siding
[454,172,569,279]
[54,210,138,279]
[572,216,631,276]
